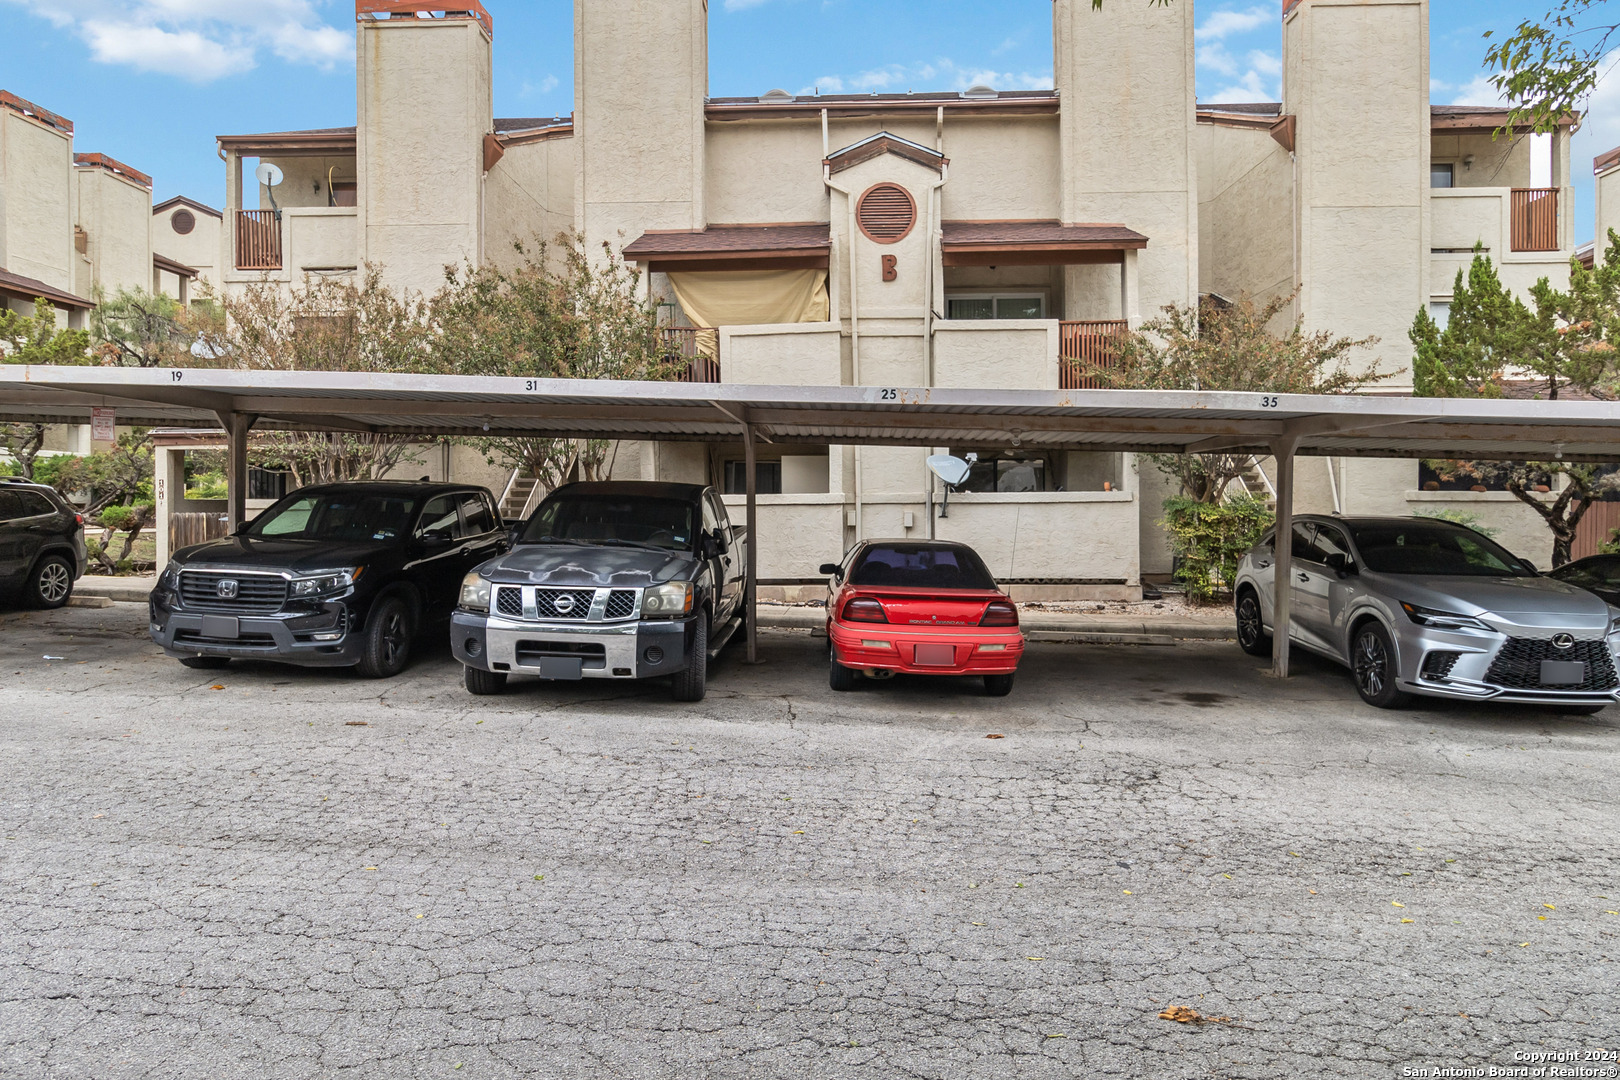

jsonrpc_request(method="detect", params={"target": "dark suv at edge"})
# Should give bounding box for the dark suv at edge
[0,476,87,609]
[149,481,506,677]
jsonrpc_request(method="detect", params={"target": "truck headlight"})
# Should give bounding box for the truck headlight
[459,571,492,614]
[642,582,693,617]
[158,561,180,590]
[290,568,362,598]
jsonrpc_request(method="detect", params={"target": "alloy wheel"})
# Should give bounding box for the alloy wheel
[1237,596,1262,648]
[38,562,71,604]
[1354,630,1388,697]
[381,612,407,667]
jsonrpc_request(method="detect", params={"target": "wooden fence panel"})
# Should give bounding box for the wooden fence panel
[169,511,230,555]
[1571,501,1620,561]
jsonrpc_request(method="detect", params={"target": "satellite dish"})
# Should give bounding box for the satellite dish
[254,162,283,188]
[927,454,972,487]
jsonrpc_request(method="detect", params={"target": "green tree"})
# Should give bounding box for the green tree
[1409,249,1620,566]
[1,298,92,479]
[1079,291,1388,501]
[50,429,154,517]
[433,234,674,499]
[1483,0,1617,134]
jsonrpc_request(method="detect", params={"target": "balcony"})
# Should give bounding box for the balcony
[235,210,281,271]
[1059,320,1129,390]
[1430,186,1571,296]
[659,327,721,383]
[1510,187,1558,252]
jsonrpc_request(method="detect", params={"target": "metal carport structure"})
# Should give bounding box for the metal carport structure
[5,363,1620,677]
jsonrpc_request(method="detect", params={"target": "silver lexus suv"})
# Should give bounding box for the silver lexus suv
[1232,515,1620,711]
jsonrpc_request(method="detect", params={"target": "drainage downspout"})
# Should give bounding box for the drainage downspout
[921,165,947,540]
[826,162,863,540]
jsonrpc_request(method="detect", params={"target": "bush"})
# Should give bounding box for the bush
[1161,495,1275,603]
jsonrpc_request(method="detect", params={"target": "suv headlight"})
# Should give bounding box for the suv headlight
[459,571,492,614]
[290,568,362,598]
[158,561,180,590]
[642,582,693,617]
[1400,602,1492,632]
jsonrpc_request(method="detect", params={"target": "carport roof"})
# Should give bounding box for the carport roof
[2,365,1620,462]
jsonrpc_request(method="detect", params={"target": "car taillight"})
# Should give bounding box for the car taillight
[979,601,1019,627]
[74,514,83,526]
[842,597,888,623]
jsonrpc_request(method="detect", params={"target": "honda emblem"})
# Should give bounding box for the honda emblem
[217,579,239,599]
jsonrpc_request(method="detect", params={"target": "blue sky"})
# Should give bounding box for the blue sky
[1,0,1613,242]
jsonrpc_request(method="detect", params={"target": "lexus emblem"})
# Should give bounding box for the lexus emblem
[553,594,574,614]
[217,579,239,599]
[1552,633,1576,650]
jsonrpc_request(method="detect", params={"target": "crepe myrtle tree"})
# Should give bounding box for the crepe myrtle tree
[432,233,676,501]
[1077,291,1388,502]
[1,298,93,480]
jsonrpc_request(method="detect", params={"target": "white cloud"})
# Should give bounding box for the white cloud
[1204,71,1278,104]
[1198,44,1280,100]
[1448,75,1508,107]
[1,0,351,81]
[1195,5,1270,43]
[723,0,773,9]
[797,58,1051,98]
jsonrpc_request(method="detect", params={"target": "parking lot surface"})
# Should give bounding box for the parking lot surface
[1,602,1617,1079]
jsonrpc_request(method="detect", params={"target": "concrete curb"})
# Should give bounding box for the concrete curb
[76,578,155,603]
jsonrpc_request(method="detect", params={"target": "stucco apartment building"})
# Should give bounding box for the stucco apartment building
[213,0,1586,591]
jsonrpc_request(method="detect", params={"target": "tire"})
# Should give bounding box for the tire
[1351,621,1412,710]
[179,656,231,670]
[464,664,507,696]
[829,647,858,692]
[355,594,413,679]
[983,672,1016,697]
[671,617,708,701]
[26,554,74,610]
[1235,589,1271,658]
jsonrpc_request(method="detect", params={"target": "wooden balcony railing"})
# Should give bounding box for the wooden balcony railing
[660,326,721,383]
[235,210,282,271]
[1511,187,1559,253]
[1059,320,1130,390]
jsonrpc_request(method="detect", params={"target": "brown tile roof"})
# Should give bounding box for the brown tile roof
[0,268,93,310]
[942,221,1148,247]
[0,90,72,134]
[74,152,152,190]
[623,224,831,258]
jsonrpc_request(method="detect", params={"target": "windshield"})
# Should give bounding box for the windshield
[521,494,696,552]
[248,491,420,543]
[1552,557,1620,589]
[1348,521,1534,578]
[848,544,997,590]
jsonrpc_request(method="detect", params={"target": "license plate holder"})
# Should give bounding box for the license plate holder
[199,615,240,640]
[1540,659,1587,685]
[913,643,956,667]
[539,656,584,681]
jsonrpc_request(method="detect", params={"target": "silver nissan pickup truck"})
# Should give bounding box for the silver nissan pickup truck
[450,481,749,702]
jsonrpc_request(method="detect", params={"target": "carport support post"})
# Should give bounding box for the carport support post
[217,411,258,533]
[743,422,759,664]
[1270,437,1298,679]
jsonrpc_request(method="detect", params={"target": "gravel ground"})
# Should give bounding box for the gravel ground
[1,602,1617,1079]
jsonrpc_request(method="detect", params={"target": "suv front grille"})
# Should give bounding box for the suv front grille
[604,590,636,621]
[179,571,287,615]
[1485,637,1619,692]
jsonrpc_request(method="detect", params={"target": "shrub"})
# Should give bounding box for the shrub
[1161,495,1275,603]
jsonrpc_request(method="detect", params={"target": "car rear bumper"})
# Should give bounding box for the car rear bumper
[451,609,697,680]
[148,600,363,667]
[828,619,1023,675]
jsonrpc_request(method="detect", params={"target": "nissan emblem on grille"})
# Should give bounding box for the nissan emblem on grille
[1553,633,1576,650]
[554,594,575,614]
[217,579,239,599]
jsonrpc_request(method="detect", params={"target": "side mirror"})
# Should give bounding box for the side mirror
[1324,552,1355,577]
[506,520,525,547]
[710,527,729,556]
[422,529,454,547]
[1520,558,1539,574]
[819,562,843,581]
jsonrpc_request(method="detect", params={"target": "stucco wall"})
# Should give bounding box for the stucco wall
[936,492,1140,583]
[1429,187,1573,299]
[1598,165,1620,261]
[1,109,74,292]
[719,495,845,580]
[1287,0,1429,386]
[1431,132,1532,190]
[1196,123,1294,306]
[75,166,152,298]
[1054,0,1197,321]
[151,203,222,297]
[931,321,1057,390]
[486,136,575,270]
[357,18,490,297]
[258,155,356,210]
[720,323,842,385]
[285,208,357,272]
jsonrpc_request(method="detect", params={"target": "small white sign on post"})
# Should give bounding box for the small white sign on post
[91,407,116,443]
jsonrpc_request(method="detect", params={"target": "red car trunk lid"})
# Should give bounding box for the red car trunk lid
[848,589,1000,627]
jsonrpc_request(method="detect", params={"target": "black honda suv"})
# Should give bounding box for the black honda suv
[0,476,87,609]
[149,481,506,677]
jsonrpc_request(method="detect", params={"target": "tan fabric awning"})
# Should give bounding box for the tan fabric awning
[668,269,830,350]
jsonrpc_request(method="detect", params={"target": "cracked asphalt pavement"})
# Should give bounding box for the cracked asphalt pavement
[1,602,1618,1078]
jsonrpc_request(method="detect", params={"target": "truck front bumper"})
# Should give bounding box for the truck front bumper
[451,610,697,680]
[149,595,364,667]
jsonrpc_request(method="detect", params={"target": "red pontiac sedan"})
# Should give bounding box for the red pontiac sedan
[821,540,1024,696]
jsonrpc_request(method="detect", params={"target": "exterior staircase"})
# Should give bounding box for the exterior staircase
[1233,456,1275,508]
[499,471,541,522]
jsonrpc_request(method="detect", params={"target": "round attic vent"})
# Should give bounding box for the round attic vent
[171,209,196,235]
[962,84,999,100]
[857,183,917,244]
